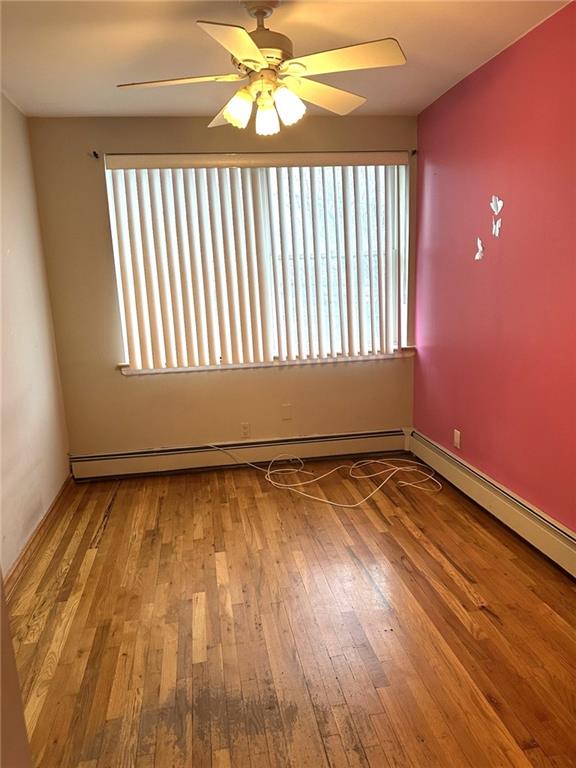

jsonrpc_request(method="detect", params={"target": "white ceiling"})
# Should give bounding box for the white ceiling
[1,1,567,117]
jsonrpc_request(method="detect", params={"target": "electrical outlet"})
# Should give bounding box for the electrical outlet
[241,422,250,438]
[453,429,461,449]
[281,403,292,421]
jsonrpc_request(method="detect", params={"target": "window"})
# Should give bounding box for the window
[104,153,410,372]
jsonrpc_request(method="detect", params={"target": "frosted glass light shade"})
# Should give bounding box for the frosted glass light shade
[274,85,306,126]
[255,102,280,136]
[223,89,253,129]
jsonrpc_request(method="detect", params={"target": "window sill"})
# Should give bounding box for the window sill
[117,348,415,376]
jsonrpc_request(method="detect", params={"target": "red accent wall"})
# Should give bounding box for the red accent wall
[414,2,576,532]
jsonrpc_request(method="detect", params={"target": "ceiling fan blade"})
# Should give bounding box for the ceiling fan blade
[118,73,245,89]
[280,38,406,77]
[208,109,229,128]
[197,20,268,71]
[283,76,365,115]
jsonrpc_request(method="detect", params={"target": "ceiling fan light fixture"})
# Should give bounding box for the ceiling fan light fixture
[255,96,280,136]
[223,87,254,129]
[274,84,306,126]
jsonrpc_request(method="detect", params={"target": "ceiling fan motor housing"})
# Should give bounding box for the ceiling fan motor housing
[233,26,293,73]
[253,27,293,65]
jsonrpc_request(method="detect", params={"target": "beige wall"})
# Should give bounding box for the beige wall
[1,96,69,571]
[28,116,416,458]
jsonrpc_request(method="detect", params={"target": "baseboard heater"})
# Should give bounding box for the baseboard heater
[409,430,576,577]
[70,429,406,480]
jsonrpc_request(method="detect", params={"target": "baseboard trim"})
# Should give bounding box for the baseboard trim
[409,431,576,577]
[70,430,406,479]
[4,475,74,600]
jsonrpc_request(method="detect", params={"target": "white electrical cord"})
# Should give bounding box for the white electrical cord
[206,444,442,509]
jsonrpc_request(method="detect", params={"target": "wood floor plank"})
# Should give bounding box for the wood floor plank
[7,458,576,767]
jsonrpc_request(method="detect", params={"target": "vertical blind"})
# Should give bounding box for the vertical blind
[104,157,409,371]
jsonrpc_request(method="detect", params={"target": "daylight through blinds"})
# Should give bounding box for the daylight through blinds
[105,160,409,371]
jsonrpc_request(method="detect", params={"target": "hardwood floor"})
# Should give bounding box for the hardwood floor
[8,458,576,767]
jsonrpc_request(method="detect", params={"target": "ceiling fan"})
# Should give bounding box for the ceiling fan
[118,0,406,136]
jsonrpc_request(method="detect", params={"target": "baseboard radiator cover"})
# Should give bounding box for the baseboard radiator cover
[71,430,406,480]
[410,430,576,577]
